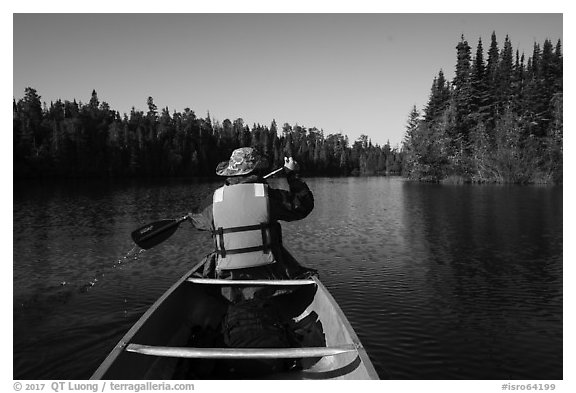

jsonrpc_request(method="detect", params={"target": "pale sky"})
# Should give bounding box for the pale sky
[13,13,562,147]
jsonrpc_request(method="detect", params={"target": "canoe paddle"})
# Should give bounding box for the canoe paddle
[131,167,286,250]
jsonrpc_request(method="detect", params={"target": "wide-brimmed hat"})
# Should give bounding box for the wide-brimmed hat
[216,147,269,177]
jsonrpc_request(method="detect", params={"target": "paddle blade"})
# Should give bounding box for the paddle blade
[131,219,181,250]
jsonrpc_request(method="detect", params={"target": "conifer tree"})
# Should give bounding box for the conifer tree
[469,37,486,124]
[485,31,500,130]
[510,50,525,114]
[16,87,44,163]
[486,31,500,83]
[540,39,557,131]
[453,35,473,140]
[553,39,563,92]
[495,35,514,111]
[402,105,421,177]
[89,89,99,111]
[146,96,158,121]
[424,70,450,123]
[523,43,546,137]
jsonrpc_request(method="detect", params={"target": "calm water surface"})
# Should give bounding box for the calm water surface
[13,177,562,379]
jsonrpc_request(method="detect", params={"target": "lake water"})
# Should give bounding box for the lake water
[13,177,563,379]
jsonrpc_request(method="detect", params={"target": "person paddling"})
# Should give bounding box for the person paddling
[186,147,320,376]
[188,147,315,284]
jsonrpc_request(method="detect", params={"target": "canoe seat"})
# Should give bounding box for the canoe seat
[126,343,358,359]
[186,278,317,286]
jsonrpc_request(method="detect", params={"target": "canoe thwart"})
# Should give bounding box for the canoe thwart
[126,343,358,359]
[186,278,317,286]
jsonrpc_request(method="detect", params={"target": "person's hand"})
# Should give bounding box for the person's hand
[284,156,299,172]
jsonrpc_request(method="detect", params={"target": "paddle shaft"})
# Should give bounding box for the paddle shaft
[263,167,284,179]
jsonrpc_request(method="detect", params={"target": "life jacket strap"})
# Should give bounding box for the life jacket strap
[215,245,269,257]
[214,223,272,234]
[213,223,273,258]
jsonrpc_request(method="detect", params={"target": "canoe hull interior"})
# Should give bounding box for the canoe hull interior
[91,271,379,380]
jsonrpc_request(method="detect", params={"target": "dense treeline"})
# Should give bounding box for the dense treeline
[13,89,402,179]
[403,32,563,183]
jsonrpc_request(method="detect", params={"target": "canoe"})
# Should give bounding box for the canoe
[91,259,379,380]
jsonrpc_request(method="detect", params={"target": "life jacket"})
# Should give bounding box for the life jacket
[212,183,276,270]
